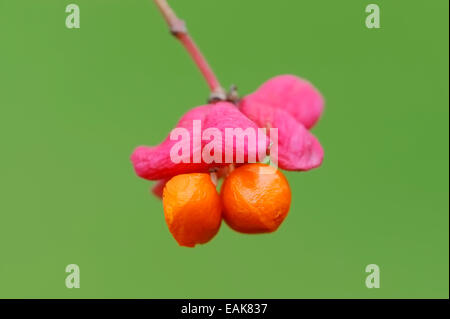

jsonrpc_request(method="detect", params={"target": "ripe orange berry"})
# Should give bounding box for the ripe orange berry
[220,163,291,234]
[162,173,222,247]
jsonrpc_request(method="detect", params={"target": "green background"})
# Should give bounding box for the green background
[0,0,448,298]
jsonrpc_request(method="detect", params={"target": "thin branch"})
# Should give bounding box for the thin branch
[154,0,225,100]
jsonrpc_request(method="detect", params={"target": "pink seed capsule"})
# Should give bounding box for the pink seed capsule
[239,74,324,171]
[131,102,269,181]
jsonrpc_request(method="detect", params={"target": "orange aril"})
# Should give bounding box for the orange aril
[220,163,291,234]
[162,173,222,247]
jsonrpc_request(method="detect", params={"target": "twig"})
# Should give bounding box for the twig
[154,0,226,101]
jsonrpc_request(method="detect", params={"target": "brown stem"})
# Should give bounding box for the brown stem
[153,0,226,100]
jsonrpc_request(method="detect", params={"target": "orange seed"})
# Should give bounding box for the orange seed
[162,173,222,247]
[220,163,291,234]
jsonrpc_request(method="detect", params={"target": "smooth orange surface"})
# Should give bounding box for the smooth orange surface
[162,173,222,247]
[220,163,291,234]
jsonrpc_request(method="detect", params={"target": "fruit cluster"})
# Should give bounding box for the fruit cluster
[162,163,291,247]
[131,75,324,247]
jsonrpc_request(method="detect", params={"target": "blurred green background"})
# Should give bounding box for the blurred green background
[0,0,448,298]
